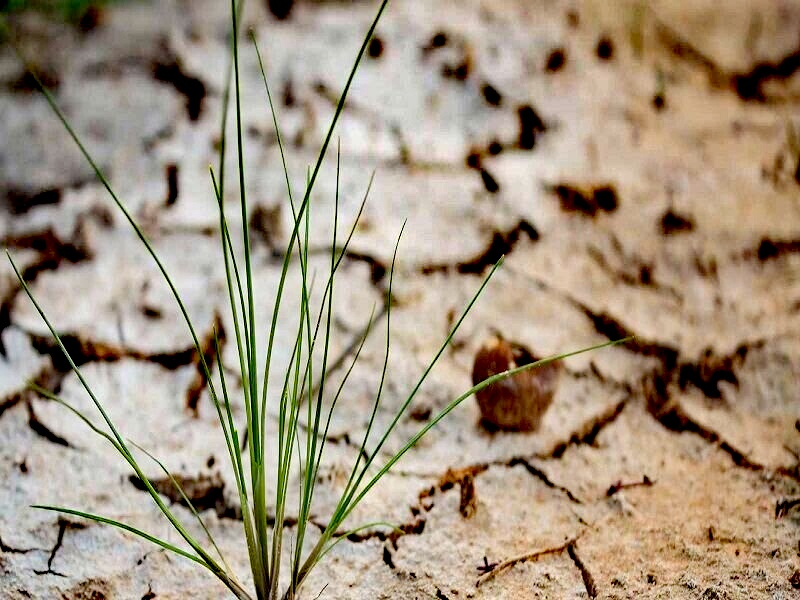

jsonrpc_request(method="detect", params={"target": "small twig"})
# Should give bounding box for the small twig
[311,583,329,600]
[606,474,654,496]
[476,555,497,575]
[476,536,577,586]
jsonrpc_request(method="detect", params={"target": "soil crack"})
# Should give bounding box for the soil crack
[543,399,628,459]
[33,518,85,577]
[1,226,94,355]
[567,542,598,599]
[27,401,71,447]
[0,532,39,554]
[507,457,582,503]
[420,220,539,275]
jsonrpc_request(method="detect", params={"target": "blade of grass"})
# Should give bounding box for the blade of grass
[211,166,252,415]
[229,0,260,469]
[316,521,402,562]
[128,440,233,575]
[344,338,632,519]
[252,0,389,445]
[296,338,631,588]
[11,58,226,441]
[32,505,208,566]
[8,253,236,592]
[292,143,341,586]
[332,222,404,522]
[335,257,504,520]
[310,303,377,484]
[28,383,121,450]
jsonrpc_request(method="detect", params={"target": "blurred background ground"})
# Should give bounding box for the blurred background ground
[1,0,799,598]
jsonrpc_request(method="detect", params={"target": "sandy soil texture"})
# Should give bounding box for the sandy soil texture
[1,0,799,598]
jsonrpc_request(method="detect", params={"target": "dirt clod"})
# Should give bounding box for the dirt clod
[517,104,547,150]
[661,209,694,234]
[545,48,566,72]
[551,183,619,217]
[481,83,503,106]
[458,473,477,518]
[267,0,294,20]
[368,36,384,59]
[596,36,614,60]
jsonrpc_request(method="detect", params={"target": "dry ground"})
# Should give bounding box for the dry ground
[1,0,799,598]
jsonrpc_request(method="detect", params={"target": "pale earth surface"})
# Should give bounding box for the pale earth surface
[1,0,799,598]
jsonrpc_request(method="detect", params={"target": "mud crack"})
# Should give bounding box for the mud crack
[579,304,762,401]
[744,237,800,262]
[0,532,39,554]
[27,401,71,447]
[420,220,539,275]
[655,16,800,102]
[186,312,225,415]
[22,312,223,418]
[34,518,86,577]
[507,457,583,503]
[1,226,94,355]
[151,55,206,121]
[28,331,196,374]
[643,372,776,476]
[567,542,598,598]
[128,470,241,520]
[543,399,628,459]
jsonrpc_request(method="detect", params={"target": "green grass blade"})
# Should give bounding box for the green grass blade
[344,338,632,519]
[13,62,225,427]
[215,0,250,365]
[253,0,390,443]
[128,440,233,575]
[292,143,342,583]
[31,505,207,566]
[8,252,230,584]
[229,0,260,467]
[214,332,248,500]
[211,167,253,400]
[334,223,404,512]
[9,252,127,453]
[27,383,121,451]
[316,521,402,562]
[210,169,255,456]
[342,257,503,503]
[32,505,253,600]
[252,32,301,463]
[309,303,376,501]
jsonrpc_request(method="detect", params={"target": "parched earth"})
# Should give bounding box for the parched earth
[1,0,799,598]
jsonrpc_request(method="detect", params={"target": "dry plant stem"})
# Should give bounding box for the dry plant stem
[475,510,616,588]
[476,536,579,586]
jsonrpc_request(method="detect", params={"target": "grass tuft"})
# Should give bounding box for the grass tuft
[7,1,629,598]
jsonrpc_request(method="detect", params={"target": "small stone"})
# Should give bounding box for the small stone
[472,337,561,431]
